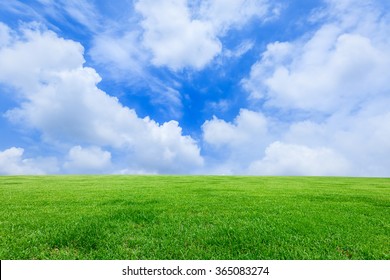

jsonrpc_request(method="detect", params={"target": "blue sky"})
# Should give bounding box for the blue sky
[1,0,390,176]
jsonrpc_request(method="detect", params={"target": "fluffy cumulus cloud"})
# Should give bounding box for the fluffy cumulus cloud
[0,147,58,175]
[0,23,203,174]
[201,109,353,176]
[90,0,272,73]
[135,0,220,70]
[203,0,390,176]
[198,0,271,33]
[283,110,390,177]
[135,0,271,70]
[87,0,273,121]
[248,142,351,176]
[243,31,390,112]
[243,0,390,112]
[202,109,270,173]
[63,146,111,173]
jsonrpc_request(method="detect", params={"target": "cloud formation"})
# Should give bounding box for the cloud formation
[248,142,351,176]
[135,0,271,70]
[0,23,203,174]
[0,147,58,175]
[135,0,221,70]
[1,1,390,176]
[63,146,111,173]
[203,0,390,176]
[243,0,390,112]
[202,109,269,171]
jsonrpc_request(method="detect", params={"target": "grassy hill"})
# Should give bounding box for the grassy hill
[0,175,389,259]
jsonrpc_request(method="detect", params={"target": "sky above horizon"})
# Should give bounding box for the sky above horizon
[1,0,390,176]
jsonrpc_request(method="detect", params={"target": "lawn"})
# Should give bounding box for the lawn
[0,175,389,260]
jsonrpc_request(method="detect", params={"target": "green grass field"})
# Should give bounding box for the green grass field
[0,176,389,260]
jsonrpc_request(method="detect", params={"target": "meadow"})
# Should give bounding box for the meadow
[0,175,389,260]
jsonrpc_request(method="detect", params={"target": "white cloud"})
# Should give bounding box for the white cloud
[267,33,388,112]
[243,1,390,112]
[223,40,254,59]
[135,0,272,70]
[202,109,353,176]
[150,86,183,119]
[202,100,390,176]
[242,41,293,99]
[248,142,351,176]
[0,22,11,47]
[0,23,203,174]
[90,31,184,119]
[21,0,101,32]
[60,0,101,32]
[205,99,231,114]
[199,0,270,33]
[229,0,390,177]
[202,109,270,172]
[203,109,268,148]
[0,147,58,175]
[283,108,390,177]
[90,31,147,75]
[0,23,85,94]
[131,120,203,173]
[88,0,273,120]
[0,1,45,23]
[63,146,111,173]
[135,0,221,70]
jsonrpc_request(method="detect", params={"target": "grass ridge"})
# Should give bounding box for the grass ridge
[0,176,389,259]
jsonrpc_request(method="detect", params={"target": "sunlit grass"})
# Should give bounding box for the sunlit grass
[0,175,389,259]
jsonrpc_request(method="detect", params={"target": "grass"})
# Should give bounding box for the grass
[0,175,389,260]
